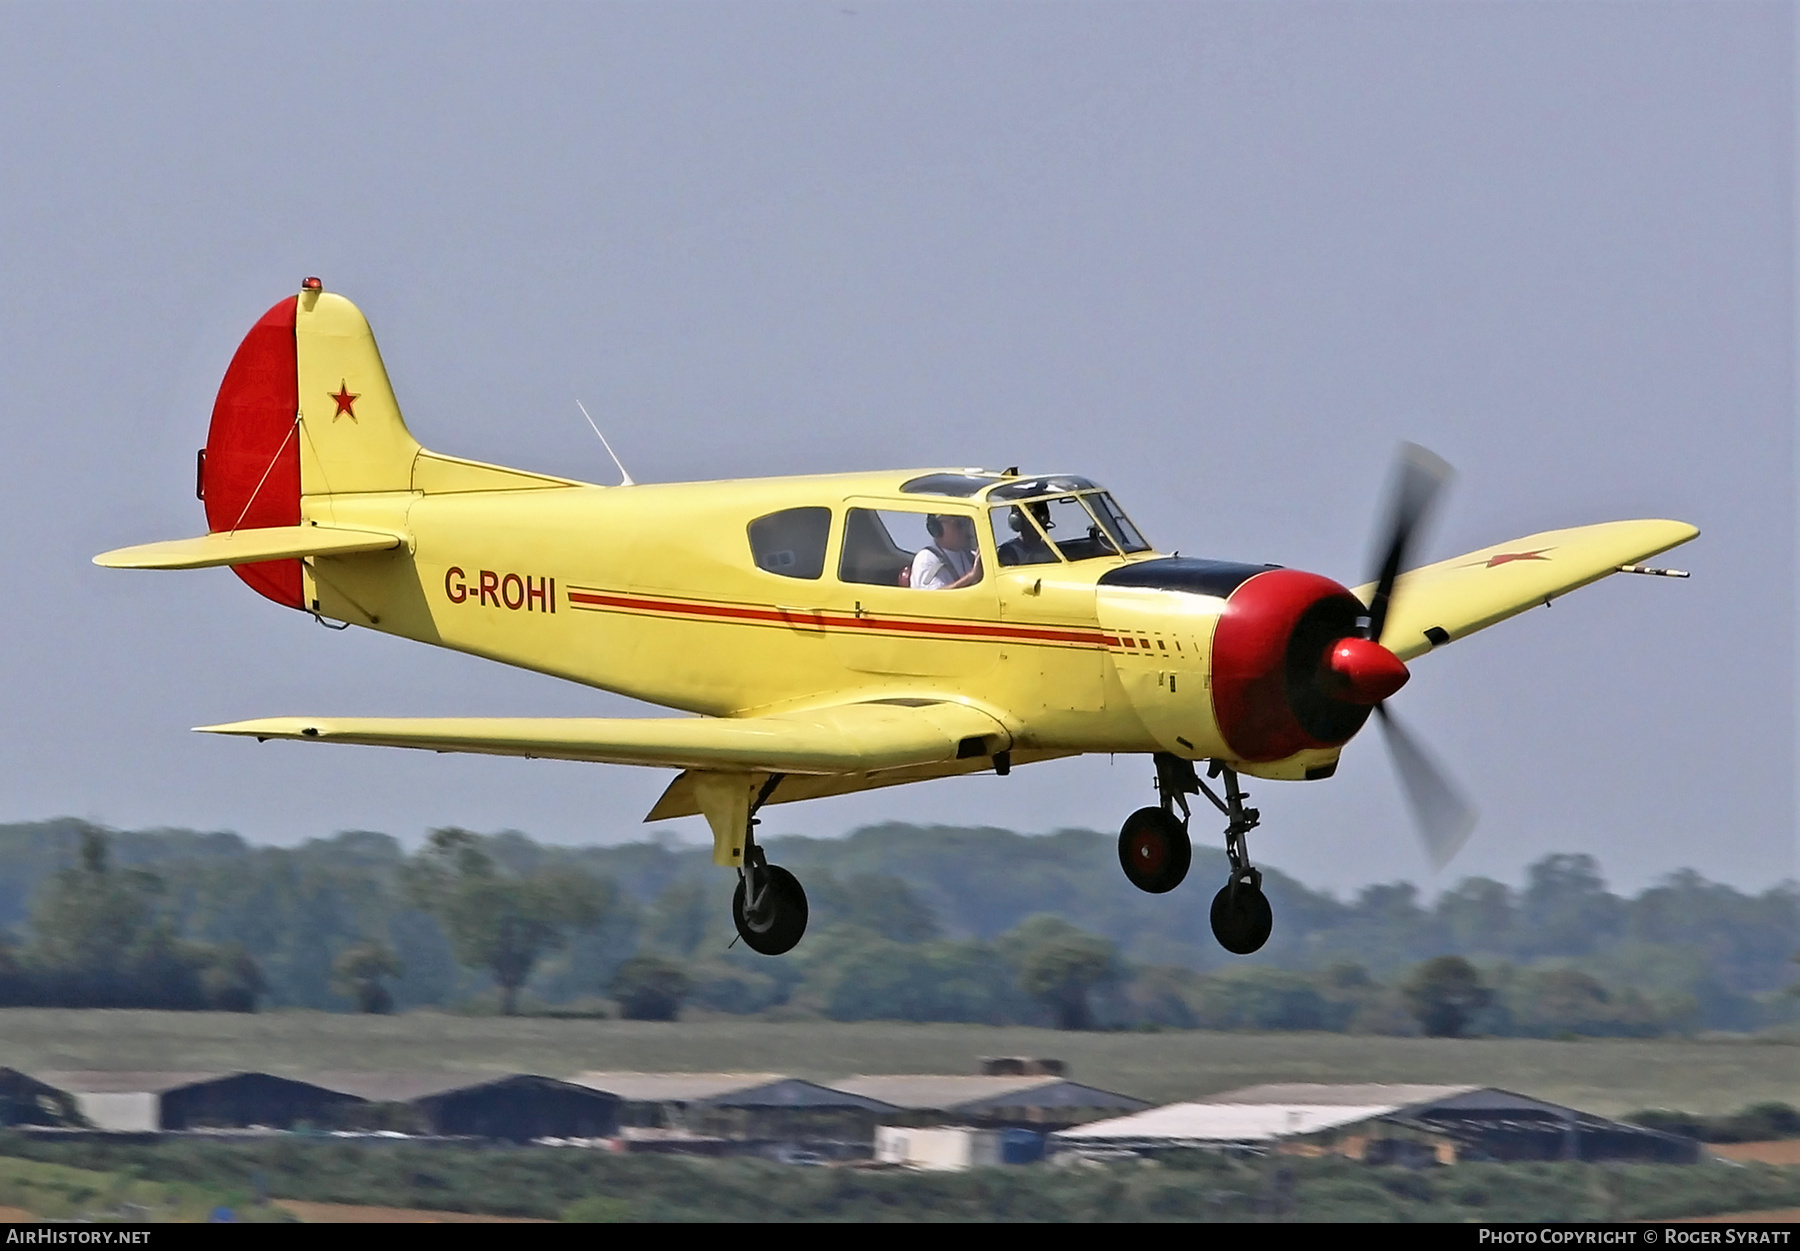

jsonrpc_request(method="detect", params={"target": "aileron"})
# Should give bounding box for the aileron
[1355,520,1699,661]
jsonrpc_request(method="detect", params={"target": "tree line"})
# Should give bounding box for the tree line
[0,818,1790,1035]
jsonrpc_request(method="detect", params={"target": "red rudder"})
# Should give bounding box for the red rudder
[199,296,303,608]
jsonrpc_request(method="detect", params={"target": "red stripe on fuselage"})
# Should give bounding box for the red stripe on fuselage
[563,588,1108,647]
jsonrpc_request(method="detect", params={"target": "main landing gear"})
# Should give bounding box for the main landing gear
[730,777,809,956]
[1117,752,1273,955]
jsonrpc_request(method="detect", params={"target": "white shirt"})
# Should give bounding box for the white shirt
[910,544,975,589]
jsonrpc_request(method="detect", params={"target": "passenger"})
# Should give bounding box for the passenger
[910,514,983,589]
[997,502,1056,566]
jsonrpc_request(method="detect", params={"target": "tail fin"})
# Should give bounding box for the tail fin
[293,285,423,498]
[196,281,576,610]
[199,282,422,607]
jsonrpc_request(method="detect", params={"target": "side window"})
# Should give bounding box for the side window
[747,507,831,580]
[990,504,1061,567]
[840,508,983,589]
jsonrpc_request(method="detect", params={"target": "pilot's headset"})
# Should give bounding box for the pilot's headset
[927,514,975,556]
[927,514,969,544]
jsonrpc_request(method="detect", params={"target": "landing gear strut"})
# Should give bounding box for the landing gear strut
[1117,754,1274,954]
[730,776,808,956]
[1195,762,1272,955]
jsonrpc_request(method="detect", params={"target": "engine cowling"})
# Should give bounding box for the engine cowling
[1210,569,1407,762]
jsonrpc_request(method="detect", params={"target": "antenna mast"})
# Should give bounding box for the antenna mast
[576,400,635,486]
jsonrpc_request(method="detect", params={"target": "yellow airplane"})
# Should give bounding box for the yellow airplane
[96,280,1698,957]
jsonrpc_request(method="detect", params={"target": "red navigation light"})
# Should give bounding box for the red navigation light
[301,276,323,291]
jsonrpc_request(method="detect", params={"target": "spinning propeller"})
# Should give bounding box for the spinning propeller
[1324,444,1477,870]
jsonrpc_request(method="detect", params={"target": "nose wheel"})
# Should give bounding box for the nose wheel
[1210,866,1272,954]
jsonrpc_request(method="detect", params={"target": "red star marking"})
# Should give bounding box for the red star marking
[1481,548,1553,568]
[329,381,359,422]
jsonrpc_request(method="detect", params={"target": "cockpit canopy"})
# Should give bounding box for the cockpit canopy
[748,471,1153,584]
[898,470,1151,561]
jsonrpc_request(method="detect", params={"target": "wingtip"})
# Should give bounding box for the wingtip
[194,721,277,736]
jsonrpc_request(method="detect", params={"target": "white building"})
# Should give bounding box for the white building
[876,1125,1003,1171]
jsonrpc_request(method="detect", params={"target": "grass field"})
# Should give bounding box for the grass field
[5,1137,1799,1223]
[0,1009,1793,1116]
[0,1153,282,1221]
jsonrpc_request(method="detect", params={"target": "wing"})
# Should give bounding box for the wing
[1354,519,1698,662]
[197,699,1012,775]
[95,524,403,570]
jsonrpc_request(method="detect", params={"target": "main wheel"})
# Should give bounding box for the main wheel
[732,864,809,955]
[1210,876,1273,954]
[1118,807,1191,894]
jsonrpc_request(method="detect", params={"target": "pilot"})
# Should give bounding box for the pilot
[996,502,1056,566]
[910,515,982,589]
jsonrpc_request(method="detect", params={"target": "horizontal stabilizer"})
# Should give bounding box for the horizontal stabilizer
[94,525,404,570]
[1356,519,1699,661]
[196,700,1013,776]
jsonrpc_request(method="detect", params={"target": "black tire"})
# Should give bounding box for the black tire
[732,864,809,955]
[1117,807,1191,894]
[1210,877,1273,955]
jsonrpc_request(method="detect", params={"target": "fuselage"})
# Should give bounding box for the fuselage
[298,467,1349,781]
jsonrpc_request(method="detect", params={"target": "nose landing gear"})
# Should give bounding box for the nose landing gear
[1198,760,1272,954]
[1118,752,1274,955]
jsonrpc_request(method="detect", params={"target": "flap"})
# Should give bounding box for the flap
[1356,519,1698,661]
[196,699,1013,776]
[644,747,1074,821]
[94,524,404,570]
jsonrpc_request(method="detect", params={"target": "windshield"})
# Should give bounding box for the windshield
[1089,492,1151,553]
[989,492,1149,563]
[987,490,1150,564]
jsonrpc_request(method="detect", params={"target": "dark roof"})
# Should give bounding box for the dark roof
[707,1078,896,1112]
[955,1080,1150,1115]
[37,1072,239,1095]
[304,1073,613,1104]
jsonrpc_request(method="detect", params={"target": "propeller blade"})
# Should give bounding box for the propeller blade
[1376,703,1476,871]
[1365,443,1453,644]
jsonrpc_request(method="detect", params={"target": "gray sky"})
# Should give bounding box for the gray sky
[1,2,1791,896]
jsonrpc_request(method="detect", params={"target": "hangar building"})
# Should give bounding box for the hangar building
[1050,1083,1700,1165]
